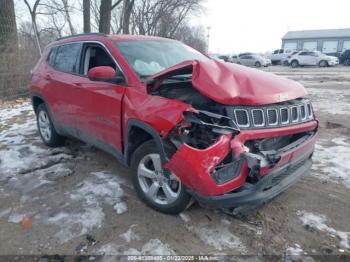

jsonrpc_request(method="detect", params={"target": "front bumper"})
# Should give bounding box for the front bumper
[165,120,318,203]
[328,60,339,66]
[191,148,313,208]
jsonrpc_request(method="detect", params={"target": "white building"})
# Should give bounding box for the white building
[282,28,350,54]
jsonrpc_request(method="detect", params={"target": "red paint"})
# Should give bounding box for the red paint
[148,60,307,105]
[30,34,318,199]
[87,66,116,80]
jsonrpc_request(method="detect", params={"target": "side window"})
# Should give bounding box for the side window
[279,49,284,53]
[47,47,58,66]
[273,50,279,54]
[54,43,81,73]
[81,44,120,76]
[299,52,307,56]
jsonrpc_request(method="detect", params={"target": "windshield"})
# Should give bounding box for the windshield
[114,40,207,77]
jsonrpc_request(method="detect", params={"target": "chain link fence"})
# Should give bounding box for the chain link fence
[0,9,41,101]
[0,39,40,101]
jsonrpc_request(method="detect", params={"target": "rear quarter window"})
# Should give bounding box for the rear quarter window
[53,43,82,73]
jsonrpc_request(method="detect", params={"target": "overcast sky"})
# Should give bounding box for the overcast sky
[194,0,350,54]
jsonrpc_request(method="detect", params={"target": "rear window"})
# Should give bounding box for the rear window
[47,47,58,66]
[53,43,82,73]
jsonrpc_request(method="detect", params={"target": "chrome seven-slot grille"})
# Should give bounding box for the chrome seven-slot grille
[226,99,313,129]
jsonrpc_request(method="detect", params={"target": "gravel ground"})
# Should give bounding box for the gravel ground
[0,65,350,260]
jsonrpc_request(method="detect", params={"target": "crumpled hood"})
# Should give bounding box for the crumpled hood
[148,59,307,105]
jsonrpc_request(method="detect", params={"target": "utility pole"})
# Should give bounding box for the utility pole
[206,26,211,54]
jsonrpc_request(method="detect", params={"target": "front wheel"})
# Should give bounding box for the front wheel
[130,140,191,214]
[255,61,261,68]
[291,60,299,68]
[319,60,328,67]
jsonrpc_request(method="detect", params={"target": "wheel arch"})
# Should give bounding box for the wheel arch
[124,119,168,166]
[31,93,46,113]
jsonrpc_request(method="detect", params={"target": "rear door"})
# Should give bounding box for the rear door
[45,42,83,128]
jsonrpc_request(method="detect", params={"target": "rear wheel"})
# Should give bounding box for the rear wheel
[255,61,261,68]
[130,140,191,214]
[319,60,328,67]
[36,104,65,147]
[291,60,299,68]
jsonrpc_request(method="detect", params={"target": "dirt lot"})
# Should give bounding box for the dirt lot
[0,65,350,260]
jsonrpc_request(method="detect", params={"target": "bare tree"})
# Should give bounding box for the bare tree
[23,0,42,53]
[0,0,18,51]
[121,0,135,34]
[83,0,91,33]
[99,0,123,34]
[130,0,203,37]
[99,0,112,33]
[61,0,75,34]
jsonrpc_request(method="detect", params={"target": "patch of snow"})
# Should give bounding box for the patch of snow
[120,224,140,243]
[8,213,24,224]
[97,239,175,256]
[113,202,127,214]
[297,210,350,249]
[185,220,245,251]
[48,206,105,243]
[140,239,176,255]
[286,244,303,256]
[46,171,126,243]
[312,137,350,188]
[179,212,191,223]
[307,88,350,115]
[0,102,33,122]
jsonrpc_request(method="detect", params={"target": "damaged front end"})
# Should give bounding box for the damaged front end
[146,59,318,209]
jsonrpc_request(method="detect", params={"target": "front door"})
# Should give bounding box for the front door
[71,43,126,151]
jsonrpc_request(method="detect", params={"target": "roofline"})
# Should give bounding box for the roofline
[56,33,107,41]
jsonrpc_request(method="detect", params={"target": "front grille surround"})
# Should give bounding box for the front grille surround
[227,99,314,129]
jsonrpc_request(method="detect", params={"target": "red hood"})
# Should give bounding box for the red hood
[147,59,307,105]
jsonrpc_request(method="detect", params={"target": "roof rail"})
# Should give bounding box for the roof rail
[56,33,107,41]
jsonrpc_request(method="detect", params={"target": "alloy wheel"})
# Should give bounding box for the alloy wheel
[137,153,181,205]
[38,110,52,142]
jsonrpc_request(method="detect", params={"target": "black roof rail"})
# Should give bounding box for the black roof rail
[56,33,107,41]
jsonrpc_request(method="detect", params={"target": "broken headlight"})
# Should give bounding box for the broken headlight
[169,110,240,149]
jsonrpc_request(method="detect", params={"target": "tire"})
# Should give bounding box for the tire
[319,60,328,67]
[291,60,299,68]
[130,140,191,214]
[255,61,261,68]
[36,103,65,147]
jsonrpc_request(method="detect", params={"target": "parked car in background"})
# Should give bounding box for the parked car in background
[237,54,271,67]
[340,49,350,65]
[30,33,318,214]
[231,55,239,63]
[209,54,226,62]
[288,51,339,68]
[218,55,233,63]
[283,51,299,65]
[268,49,293,65]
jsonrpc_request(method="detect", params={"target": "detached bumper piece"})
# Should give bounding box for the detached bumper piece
[192,150,313,209]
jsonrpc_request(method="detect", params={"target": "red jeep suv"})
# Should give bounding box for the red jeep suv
[30,33,318,214]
